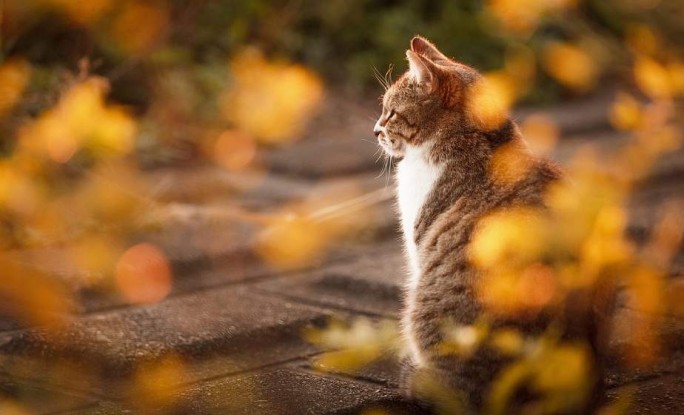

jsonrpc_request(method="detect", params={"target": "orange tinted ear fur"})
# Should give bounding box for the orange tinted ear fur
[406,50,438,89]
[411,36,451,63]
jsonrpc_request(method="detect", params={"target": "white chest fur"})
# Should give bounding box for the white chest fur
[395,144,444,290]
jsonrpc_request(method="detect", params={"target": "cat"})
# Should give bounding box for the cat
[374,36,612,414]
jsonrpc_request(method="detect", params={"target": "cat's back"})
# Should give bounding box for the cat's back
[418,153,563,260]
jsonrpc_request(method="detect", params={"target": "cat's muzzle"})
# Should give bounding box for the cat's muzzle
[377,134,405,158]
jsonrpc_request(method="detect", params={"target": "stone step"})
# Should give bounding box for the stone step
[176,367,407,415]
[0,168,397,326]
[607,373,684,415]
[255,240,404,317]
[0,373,94,415]
[0,288,329,397]
[59,367,420,415]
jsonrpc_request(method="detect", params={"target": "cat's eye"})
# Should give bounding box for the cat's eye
[387,109,396,119]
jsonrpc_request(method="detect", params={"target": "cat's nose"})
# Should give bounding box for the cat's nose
[374,125,384,138]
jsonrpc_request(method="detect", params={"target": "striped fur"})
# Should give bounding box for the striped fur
[375,36,609,413]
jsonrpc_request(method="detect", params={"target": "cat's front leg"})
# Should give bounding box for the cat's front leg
[401,276,431,368]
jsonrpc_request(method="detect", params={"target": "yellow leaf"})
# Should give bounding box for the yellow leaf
[111,1,169,54]
[488,139,533,185]
[490,329,524,356]
[625,24,660,56]
[486,361,533,415]
[520,114,558,156]
[486,0,576,36]
[609,92,642,131]
[477,263,557,316]
[129,354,185,411]
[89,107,136,155]
[411,368,469,415]
[256,214,327,269]
[467,71,516,131]
[634,56,672,99]
[667,61,684,95]
[40,0,113,24]
[0,58,31,118]
[0,257,74,330]
[313,346,381,373]
[533,345,590,393]
[542,42,598,91]
[470,208,546,269]
[0,400,32,415]
[621,265,666,366]
[532,344,593,412]
[222,50,323,144]
[18,78,137,162]
[70,236,123,284]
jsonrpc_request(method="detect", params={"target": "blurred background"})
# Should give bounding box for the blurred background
[0,0,683,414]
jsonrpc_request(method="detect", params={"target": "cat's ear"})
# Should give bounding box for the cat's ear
[410,36,450,63]
[406,50,438,88]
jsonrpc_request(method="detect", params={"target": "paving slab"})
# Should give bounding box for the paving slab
[606,349,684,390]
[255,240,405,317]
[0,316,20,332]
[0,373,94,415]
[144,167,313,208]
[607,373,684,414]
[58,368,421,415]
[176,367,405,415]
[298,353,404,390]
[0,288,329,395]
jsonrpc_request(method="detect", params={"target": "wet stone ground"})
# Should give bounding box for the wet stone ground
[0,90,683,414]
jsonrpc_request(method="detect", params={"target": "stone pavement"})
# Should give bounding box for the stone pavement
[0,90,683,414]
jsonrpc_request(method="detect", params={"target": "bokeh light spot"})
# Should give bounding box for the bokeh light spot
[610,92,642,131]
[111,1,169,55]
[256,215,326,270]
[634,56,673,99]
[222,49,324,144]
[542,42,598,91]
[213,130,257,171]
[520,114,558,156]
[115,243,172,304]
[0,59,31,118]
[467,72,516,131]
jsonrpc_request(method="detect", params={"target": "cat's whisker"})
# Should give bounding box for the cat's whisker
[372,65,389,90]
[375,154,387,179]
[384,64,394,88]
[378,153,391,183]
[385,155,393,189]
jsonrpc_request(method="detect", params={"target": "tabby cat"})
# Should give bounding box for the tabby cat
[374,36,610,414]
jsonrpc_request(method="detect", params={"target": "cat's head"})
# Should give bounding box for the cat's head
[374,36,486,158]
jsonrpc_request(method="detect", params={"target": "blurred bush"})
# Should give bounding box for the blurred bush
[3,0,683,164]
[5,1,684,103]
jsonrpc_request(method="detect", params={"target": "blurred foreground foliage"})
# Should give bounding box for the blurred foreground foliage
[0,0,682,414]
